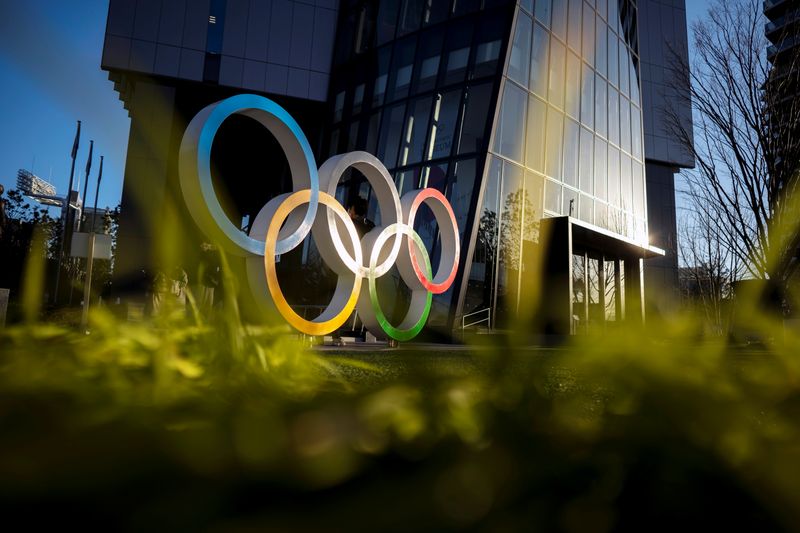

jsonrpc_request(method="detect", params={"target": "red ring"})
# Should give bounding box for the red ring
[404,188,460,295]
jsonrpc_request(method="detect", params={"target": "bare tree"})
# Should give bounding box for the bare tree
[678,209,742,334]
[667,0,800,313]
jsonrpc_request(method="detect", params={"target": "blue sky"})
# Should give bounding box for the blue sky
[0,1,129,213]
[0,0,712,215]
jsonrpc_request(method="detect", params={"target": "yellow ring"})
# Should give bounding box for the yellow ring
[264,190,362,336]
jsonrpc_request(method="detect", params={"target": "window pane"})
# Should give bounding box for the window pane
[526,95,546,172]
[415,31,443,93]
[497,161,525,322]
[508,13,532,87]
[445,47,470,84]
[563,186,579,217]
[567,0,582,51]
[595,15,607,77]
[448,158,477,241]
[549,38,566,109]
[563,118,580,187]
[580,63,594,129]
[619,38,630,96]
[608,145,620,207]
[551,0,567,41]
[632,161,644,218]
[620,153,632,213]
[398,97,432,167]
[565,51,581,119]
[333,90,345,122]
[353,84,365,115]
[608,29,618,87]
[594,136,607,200]
[398,0,423,35]
[631,104,642,160]
[377,103,407,169]
[530,23,550,98]
[535,0,552,28]
[428,90,462,160]
[546,106,564,179]
[595,74,607,138]
[377,0,400,45]
[493,83,527,163]
[582,2,595,62]
[365,111,381,154]
[620,96,631,154]
[474,39,502,78]
[579,126,594,194]
[457,82,492,155]
[389,38,416,101]
[545,178,561,213]
[608,88,619,146]
[423,0,449,27]
[579,194,593,223]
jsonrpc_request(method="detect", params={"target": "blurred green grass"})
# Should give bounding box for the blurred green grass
[1,302,800,531]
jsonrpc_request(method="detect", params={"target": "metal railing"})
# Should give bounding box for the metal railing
[461,307,492,337]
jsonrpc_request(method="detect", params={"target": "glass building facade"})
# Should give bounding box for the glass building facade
[102,0,693,338]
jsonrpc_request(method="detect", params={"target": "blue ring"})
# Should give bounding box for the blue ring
[194,94,319,256]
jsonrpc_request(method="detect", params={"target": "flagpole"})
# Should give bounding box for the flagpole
[81,155,104,329]
[92,156,103,233]
[54,120,81,305]
[81,140,93,231]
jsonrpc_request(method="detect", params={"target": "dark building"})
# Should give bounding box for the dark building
[101,0,692,337]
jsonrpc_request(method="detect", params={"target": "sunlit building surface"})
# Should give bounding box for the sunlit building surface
[102,0,692,337]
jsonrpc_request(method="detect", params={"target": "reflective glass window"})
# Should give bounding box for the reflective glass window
[415,31,443,93]
[608,88,619,146]
[373,47,391,107]
[594,136,607,201]
[595,74,607,138]
[579,126,594,194]
[579,194,593,223]
[377,103,407,169]
[546,106,564,179]
[347,121,359,151]
[608,145,620,207]
[530,23,550,98]
[474,39,502,78]
[567,0,582,51]
[620,96,631,154]
[549,37,566,109]
[535,0,552,28]
[423,0,449,27]
[398,0,423,35]
[597,0,607,20]
[620,153,632,212]
[352,84,365,115]
[608,29,618,87]
[563,118,580,187]
[631,104,642,160]
[428,89,462,160]
[398,97,432,167]
[582,2,595,61]
[630,60,640,105]
[595,15,607,77]
[545,178,561,213]
[334,90,345,122]
[365,111,381,154]
[580,62,594,129]
[448,158,477,241]
[619,39,630,96]
[497,161,525,323]
[508,12,532,87]
[526,95,546,173]
[632,161,644,218]
[563,186,579,217]
[377,0,400,45]
[457,81,493,155]
[551,0,567,41]
[520,0,533,13]
[443,21,474,85]
[494,82,527,164]
[566,51,581,119]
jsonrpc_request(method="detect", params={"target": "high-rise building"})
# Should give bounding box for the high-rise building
[101,0,692,337]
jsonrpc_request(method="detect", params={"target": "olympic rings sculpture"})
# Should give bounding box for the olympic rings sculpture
[178,94,460,341]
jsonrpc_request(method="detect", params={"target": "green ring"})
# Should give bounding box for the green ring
[368,226,433,341]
